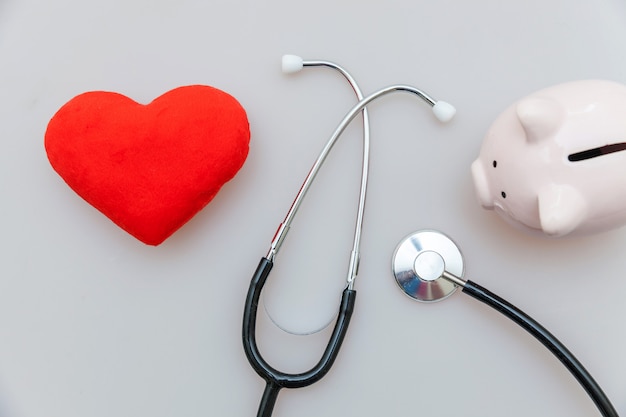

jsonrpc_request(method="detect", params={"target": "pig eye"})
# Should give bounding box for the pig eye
[492,160,497,168]
[501,191,507,199]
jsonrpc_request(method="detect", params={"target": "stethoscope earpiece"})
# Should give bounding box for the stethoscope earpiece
[432,101,456,123]
[281,54,304,74]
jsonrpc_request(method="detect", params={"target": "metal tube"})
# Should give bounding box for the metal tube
[266,59,371,291]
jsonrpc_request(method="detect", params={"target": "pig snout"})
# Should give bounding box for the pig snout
[471,159,494,209]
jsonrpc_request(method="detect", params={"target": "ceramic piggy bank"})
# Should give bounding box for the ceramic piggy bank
[471,80,626,237]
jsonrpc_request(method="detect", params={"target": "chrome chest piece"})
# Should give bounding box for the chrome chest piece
[392,230,464,302]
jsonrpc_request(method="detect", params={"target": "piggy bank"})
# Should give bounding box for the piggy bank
[471,80,626,237]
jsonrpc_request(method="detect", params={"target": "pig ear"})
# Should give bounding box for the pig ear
[516,97,564,143]
[537,184,586,236]
[471,159,494,209]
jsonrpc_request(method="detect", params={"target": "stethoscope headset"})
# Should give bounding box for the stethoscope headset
[242,55,619,417]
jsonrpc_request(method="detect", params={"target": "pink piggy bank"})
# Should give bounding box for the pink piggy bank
[471,80,626,237]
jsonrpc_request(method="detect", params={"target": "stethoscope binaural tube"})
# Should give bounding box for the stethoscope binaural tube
[268,55,371,280]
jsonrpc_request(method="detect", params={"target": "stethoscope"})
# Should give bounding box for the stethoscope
[242,56,619,417]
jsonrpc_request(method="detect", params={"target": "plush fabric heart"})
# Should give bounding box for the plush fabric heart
[45,85,250,245]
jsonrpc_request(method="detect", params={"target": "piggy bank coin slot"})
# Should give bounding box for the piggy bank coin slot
[568,142,626,162]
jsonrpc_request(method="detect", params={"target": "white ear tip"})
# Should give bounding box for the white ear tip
[432,101,456,122]
[282,55,304,73]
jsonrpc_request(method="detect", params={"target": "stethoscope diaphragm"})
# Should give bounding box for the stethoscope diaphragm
[392,230,464,302]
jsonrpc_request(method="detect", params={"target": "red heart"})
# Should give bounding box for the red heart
[45,85,250,245]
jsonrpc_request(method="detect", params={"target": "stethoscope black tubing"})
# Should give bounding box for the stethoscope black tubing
[462,280,618,417]
[242,257,357,417]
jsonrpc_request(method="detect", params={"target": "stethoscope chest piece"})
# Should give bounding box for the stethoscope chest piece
[392,230,464,302]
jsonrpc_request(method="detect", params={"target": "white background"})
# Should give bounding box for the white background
[1,0,626,416]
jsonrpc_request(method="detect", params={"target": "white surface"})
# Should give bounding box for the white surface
[1,0,626,416]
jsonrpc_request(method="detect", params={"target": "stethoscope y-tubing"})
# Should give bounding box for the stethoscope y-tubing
[458,278,618,417]
[242,257,356,417]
